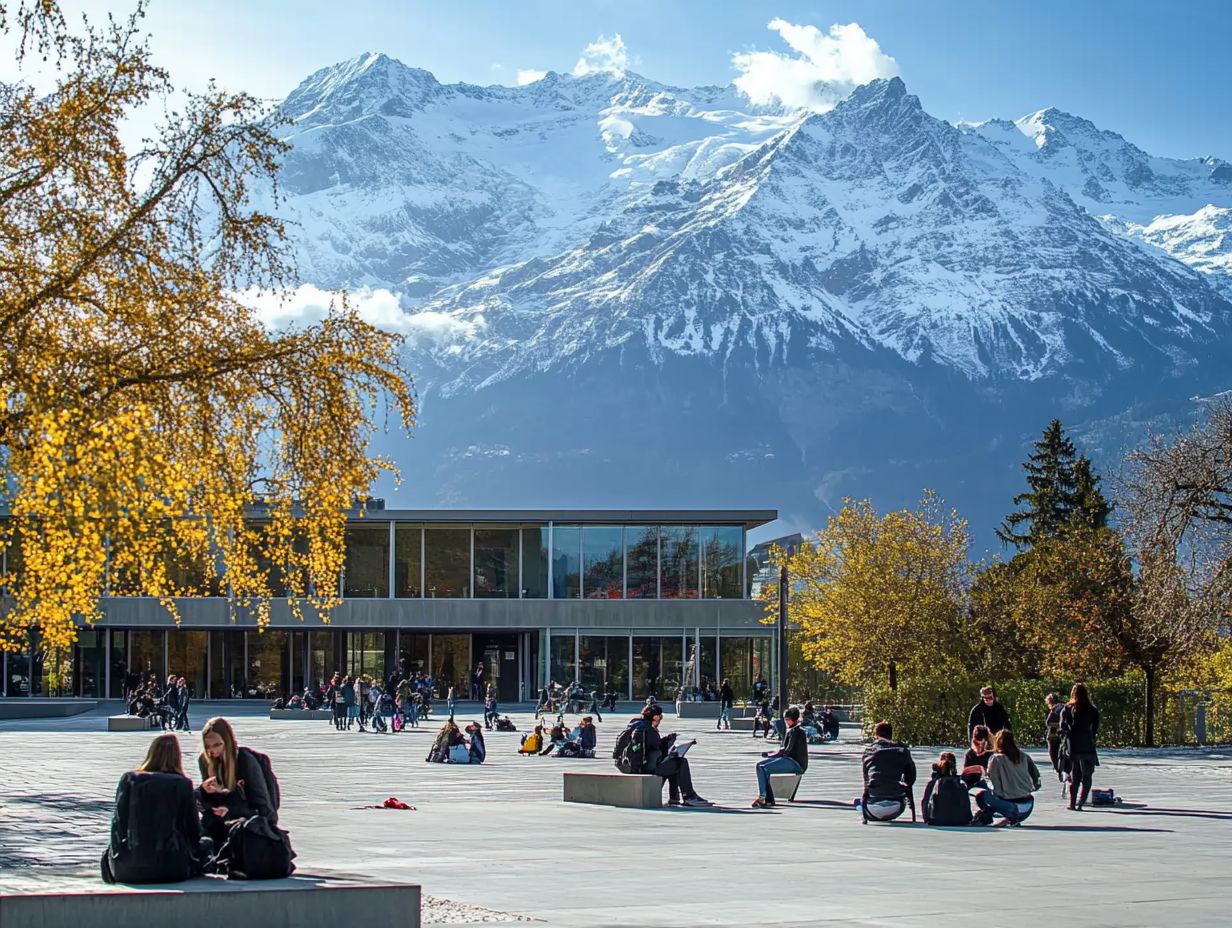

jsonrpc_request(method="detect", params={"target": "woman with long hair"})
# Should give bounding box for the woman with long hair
[198,717,280,842]
[961,724,994,787]
[1044,692,1065,789]
[976,729,1041,826]
[1060,682,1101,810]
[102,734,210,884]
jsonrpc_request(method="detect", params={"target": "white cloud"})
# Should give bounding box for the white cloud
[572,33,628,78]
[516,68,548,85]
[244,285,485,347]
[732,20,899,112]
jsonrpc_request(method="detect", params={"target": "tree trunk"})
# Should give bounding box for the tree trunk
[888,660,898,691]
[1143,666,1157,747]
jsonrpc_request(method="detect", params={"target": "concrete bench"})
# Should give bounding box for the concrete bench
[0,875,420,928]
[731,717,764,732]
[107,715,157,732]
[563,772,663,809]
[269,709,333,721]
[769,772,803,802]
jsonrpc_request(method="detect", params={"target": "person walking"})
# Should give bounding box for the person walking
[175,676,192,731]
[1060,682,1100,811]
[353,677,368,733]
[340,675,357,731]
[1044,692,1065,789]
[751,706,808,808]
[968,686,1011,738]
[446,685,456,719]
[717,678,735,731]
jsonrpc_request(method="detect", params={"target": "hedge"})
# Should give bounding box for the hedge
[860,675,1229,747]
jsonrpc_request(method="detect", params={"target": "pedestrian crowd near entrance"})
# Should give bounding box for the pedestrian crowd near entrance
[98,680,1107,887]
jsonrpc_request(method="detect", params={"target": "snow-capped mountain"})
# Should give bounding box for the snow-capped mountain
[264,54,1232,539]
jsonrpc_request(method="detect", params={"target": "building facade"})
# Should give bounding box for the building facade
[1,509,777,701]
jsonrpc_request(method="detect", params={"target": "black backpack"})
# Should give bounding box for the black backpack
[923,775,973,826]
[217,815,296,880]
[239,746,281,814]
[612,724,647,774]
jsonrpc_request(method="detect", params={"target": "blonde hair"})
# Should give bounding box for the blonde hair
[200,716,239,789]
[138,733,185,776]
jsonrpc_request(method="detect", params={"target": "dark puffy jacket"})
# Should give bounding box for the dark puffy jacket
[579,724,597,752]
[923,774,973,826]
[968,700,1010,736]
[107,771,203,883]
[862,738,917,800]
[1061,703,1101,758]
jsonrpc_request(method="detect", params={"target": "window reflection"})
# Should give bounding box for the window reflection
[701,526,743,598]
[474,528,519,598]
[582,526,623,599]
[660,526,699,599]
[424,528,470,598]
[551,525,580,599]
[624,526,657,598]
[394,524,422,598]
[344,523,390,598]
[521,526,548,598]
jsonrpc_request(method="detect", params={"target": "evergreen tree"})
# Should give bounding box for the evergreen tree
[997,419,1079,549]
[1071,454,1113,530]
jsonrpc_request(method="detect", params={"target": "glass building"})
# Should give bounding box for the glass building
[0,509,776,701]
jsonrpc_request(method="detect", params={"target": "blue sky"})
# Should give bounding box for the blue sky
[56,0,1232,159]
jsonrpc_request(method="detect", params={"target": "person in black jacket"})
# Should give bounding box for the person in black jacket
[717,678,735,730]
[625,705,712,807]
[968,686,1010,738]
[1060,682,1101,810]
[102,734,211,884]
[197,717,279,844]
[1044,692,1065,784]
[752,706,808,808]
[861,720,917,821]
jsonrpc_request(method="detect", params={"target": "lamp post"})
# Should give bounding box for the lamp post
[777,563,789,713]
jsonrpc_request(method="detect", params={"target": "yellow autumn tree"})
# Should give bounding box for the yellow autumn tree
[0,2,415,651]
[770,492,975,689]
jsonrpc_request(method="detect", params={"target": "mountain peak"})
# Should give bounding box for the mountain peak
[282,52,441,124]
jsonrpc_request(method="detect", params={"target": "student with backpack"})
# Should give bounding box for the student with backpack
[101,734,211,884]
[613,704,712,807]
[922,751,973,826]
[198,717,295,878]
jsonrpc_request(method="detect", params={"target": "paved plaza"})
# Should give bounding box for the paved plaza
[2,702,1231,927]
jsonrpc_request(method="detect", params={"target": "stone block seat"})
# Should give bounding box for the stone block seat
[769,772,803,802]
[269,709,333,721]
[0,875,421,928]
[563,772,663,809]
[107,715,157,732]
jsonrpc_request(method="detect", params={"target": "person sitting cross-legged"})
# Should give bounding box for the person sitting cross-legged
[752,705,808,809]
[861,720,917,822]
[974,729,1041,827]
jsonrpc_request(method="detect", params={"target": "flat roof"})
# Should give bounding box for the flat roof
[347,509,778,529]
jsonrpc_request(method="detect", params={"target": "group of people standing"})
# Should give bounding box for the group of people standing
[125,673,192,731]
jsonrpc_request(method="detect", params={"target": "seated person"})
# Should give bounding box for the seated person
[962,725,994,788]
[799,701,823,741]
[102,734,211,884]
[922,751,973,826]
[752,706,808,808]
[822,706,840,742]
[622,705,712,807]
[752,700,773,739]
[271,697,286,710]
[495,715,517,732]
[426,720,465,763]
[861,720,917,821]
[464,721,487,764]
[518,725,545,755]
[542,718,571,755]
[975,730,1041,826]
[556,715,598,757]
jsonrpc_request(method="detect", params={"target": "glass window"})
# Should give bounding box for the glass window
[291,631,306,694]
[6,636,31,696]
[702,526,744,598]
[624,526,658,598]
[660,526,699,599]
[344,523,390,598]
[550,632,576,686]
[209,630,245,698]
[579,635,628,696]
[582,525,623,599]
[399,633,429,676]
[431,633,470,695]
[129,630,165,686]
[165,630,208,699]
[245,522,307,597]
[474,527,519,599]
[109,630,129,698]
[424,527,470,598]
[521,526,548,598]
[394,524,423,598]
[551,525,581,599]
[659,636,684,700]
[309,631,338,690]
[73,632,105,698]
[247,630,288,699]
[700,637,718,694]
[631,636,684,700]
[346,631,386,681]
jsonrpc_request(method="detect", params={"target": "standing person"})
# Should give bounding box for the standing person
[587,688,604,723]
[329,674,345,731]
[1060,682,1100,811]
[968,686,1011,738]
[161,673,180,731]
[751,706,808,808]
[717,678,735,731]
[340,675,357,731]
[446,685,456,719]
[101,733,211,884]
[1044,693,1065,787]
[752,698,773,738]
[752,673,768,703]
[975,729,1041,826]
[471,663,485,702]
[353,677,368,733]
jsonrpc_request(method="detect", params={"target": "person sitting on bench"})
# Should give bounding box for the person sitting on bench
[861,720,917,821]
[752,705,808,808]
[102,733,211,884]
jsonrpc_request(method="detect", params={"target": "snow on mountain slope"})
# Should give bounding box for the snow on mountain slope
[1121,205,1232,295]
